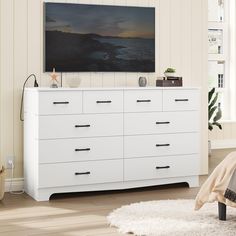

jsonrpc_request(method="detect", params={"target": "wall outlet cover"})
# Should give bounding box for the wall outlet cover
[5,156,15,169]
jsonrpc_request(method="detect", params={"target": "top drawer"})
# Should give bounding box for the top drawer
[163,89,199,111]
[39,91,82,115]
[124,90,162,112]
[83,90,123,113]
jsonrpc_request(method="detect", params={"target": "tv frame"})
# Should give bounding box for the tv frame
[43,2,156,73]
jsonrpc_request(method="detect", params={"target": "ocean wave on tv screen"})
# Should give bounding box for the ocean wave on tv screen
[95,37,155,61]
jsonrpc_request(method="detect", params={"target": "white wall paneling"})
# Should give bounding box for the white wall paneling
[159,0,171,75]
[0,0,14,173]
[209,122,236,149]
[0,0,208,178]
[13,0,28,177]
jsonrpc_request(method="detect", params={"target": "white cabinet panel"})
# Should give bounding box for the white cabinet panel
[124,111,199,135]
[83,90,123,113]
[124,155,200,181]
[163,89,200,111]
[39,114,123,139]
[39,91,82,115]
[124,90,162,112]
[124,133,199,158]
[39,136,123,163]
[39,160,123,188]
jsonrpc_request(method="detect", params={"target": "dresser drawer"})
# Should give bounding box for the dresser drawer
[39,114,123,139]
[38,91,82,115]
[124,155,199,181]
[83,90,123,113]
[124,111,199,135]
[38,160,123,188]
[124,90,162,112]
[124,133,199,158]
[163,89,199,111]
[39,137,123,164]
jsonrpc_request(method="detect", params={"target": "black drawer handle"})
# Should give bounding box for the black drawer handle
[75,125,90,128]
[75,172,91,176]
[156,144,170,147]
[75,148,91,152]
[53,101,69,105]
[137,99,151,103]
[156,166,170,170]
[175,99,189,102]
[156,122,170,125]
[96,100,112,104]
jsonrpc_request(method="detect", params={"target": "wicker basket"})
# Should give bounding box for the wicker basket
[0,167,5,200]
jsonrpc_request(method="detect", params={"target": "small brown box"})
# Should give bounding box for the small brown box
[156,78,182,87]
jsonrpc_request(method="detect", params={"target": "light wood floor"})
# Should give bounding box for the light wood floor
[1,149,235,236]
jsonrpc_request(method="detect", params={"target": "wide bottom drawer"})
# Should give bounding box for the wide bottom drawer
[39,160,123,188]
[124,155,199,181]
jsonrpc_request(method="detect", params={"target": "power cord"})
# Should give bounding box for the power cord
[8,161,24,195]
[20,74,39,122]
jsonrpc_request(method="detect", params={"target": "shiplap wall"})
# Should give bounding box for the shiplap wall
[209,123,236,141]
[0,0,208,178]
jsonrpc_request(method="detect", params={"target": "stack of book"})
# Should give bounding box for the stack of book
[156,77,183,87]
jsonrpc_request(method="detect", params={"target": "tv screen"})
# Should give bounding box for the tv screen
[44,3,155,72]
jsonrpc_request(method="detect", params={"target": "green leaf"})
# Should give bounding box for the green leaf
[209,92,218,111]
[208,123,213,131]
[208,88,215,104]
[209,106,217,121]
[212,122,222,130]
[213,108,222,122]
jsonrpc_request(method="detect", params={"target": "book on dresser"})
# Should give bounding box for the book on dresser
[24,87,201,201]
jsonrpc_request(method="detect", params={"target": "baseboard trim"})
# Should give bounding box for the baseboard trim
[211,139,236,150]
[5,178,24,192]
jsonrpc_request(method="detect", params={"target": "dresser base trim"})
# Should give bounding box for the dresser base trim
[26,175,199,201]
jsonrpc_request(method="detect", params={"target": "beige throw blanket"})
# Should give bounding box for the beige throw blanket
[195,151,236,210]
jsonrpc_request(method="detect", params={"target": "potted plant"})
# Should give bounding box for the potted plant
[164,68,176,77]
[208,87,222,155]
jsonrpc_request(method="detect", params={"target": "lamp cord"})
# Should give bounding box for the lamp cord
[20,74,39,121]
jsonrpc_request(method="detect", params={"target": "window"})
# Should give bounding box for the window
[208,29,223,54]
[208,0,224,22]
[208,0,230,120]
[208,61,225,88]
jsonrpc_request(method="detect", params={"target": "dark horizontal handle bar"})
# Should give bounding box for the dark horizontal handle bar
[75,125,91,128]
[53,101,69,104]
[175,99,189,102]
[156,144,170,147]
[96,100,112,104]
[156,122,170,125]
[75,148,91,152]
[156,166,170,170]
[75,172,91,176]
[137,100,151,103]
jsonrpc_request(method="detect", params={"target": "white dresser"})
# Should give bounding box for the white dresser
[24,87,200,201]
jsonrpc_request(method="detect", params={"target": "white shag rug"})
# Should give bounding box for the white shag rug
[107,199,236,236]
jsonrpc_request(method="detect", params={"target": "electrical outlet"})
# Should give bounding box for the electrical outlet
[5,156,15,169]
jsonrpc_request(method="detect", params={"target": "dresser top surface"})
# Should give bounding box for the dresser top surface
[26,87,200,92]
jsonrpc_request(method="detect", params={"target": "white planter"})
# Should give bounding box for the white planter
[164,72,176,77]
[66,77,81,88]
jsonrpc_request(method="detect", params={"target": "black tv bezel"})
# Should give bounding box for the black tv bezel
[43,2,156,73]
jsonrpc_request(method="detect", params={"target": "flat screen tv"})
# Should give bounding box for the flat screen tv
[44,3,155,72]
